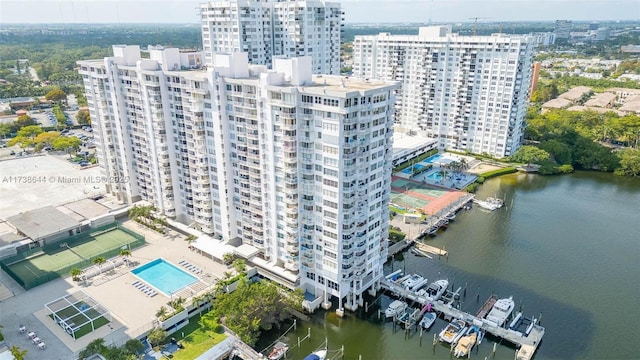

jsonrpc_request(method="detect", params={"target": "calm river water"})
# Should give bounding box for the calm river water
[257,171,640,360]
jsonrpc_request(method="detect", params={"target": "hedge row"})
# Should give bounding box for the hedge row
[479,167,517,179]
[393,148,439,172]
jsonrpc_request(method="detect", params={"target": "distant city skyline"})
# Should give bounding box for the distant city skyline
[1,0,639,24]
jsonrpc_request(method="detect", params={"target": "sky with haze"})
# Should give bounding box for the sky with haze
[1,0,638,24]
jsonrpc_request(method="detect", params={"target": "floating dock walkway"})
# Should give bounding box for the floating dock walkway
[414,242,447,256]
[380,279,544,360]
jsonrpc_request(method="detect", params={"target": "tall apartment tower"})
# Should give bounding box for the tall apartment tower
[554,20,572,40]
[353,26,534,158]
[79,47,397,310]
[200,0,342,74]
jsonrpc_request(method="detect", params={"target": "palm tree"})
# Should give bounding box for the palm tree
[185,234,197,243]
[203,290,216,312]
[222,252,235,266]
[155,306,169,320]
[70,267,83,282]
[10,346,27,360]
[191,294,206,316]
[170,296,186,311]
[124,339,145,357]
[459,158,469,172]
[147,327,167,348]
[232,259,246,274]
[92,256,106,274]
[119,249,132,266]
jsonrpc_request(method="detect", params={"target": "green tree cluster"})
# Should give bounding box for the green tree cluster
[78,338,145,360]
[128,205,167,233]
[76,109,91,125]
[211,278,303,346]
[45,88,67,104]
[524,109,640,175]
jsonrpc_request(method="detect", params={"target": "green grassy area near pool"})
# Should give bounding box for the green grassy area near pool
[171,313,227,360]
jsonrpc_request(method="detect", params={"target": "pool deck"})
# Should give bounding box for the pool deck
[0,218,230,358]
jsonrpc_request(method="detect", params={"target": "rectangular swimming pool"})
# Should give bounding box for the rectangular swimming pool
[401,163,426,174]
[423,154,443,164]
[131,259,197,296]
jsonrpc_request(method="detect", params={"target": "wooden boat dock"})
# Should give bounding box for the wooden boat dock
[414,242,447,256]
[380,279,545,360]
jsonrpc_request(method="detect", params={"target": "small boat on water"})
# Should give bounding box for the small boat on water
[401,274,424,290]
[435,218,449,228]
[445,212,456,221]
[268,342,289,360]
[385,300,407,318]
[454,326,479,358]
[422,279,449,301]
[485,296,515,327]
[419,312,437,330]
[303,349,327,360]
[411,248,433,259]
[439,319,468,344]
[487,197,504,207]
[473,197,504,211]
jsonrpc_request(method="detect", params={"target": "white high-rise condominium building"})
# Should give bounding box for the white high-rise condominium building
[353,26,535,158]
[200,0,342,74]
[79,46,397,310]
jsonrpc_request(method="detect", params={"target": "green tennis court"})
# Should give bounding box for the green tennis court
[1,224,145,289]
[410,188,448,197]
[71,228,139,259]
[390,192,430,209]
[8,250,84,286]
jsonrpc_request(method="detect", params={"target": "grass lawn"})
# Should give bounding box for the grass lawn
[171,313,227,360]
[390,205,408,215]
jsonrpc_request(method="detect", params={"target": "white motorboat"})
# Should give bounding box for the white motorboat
[419,312,437,330]
[304,349,327,360]
[454,326,479,358]
[401,274,424,290]
[439,319,468,344]
[423,279,449,301]
[487,197,504,207]
[385,300,407,318]
[473,197,504,211]
[485,296,515,327]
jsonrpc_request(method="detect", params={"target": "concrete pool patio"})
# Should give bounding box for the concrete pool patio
[0,219,229,358]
